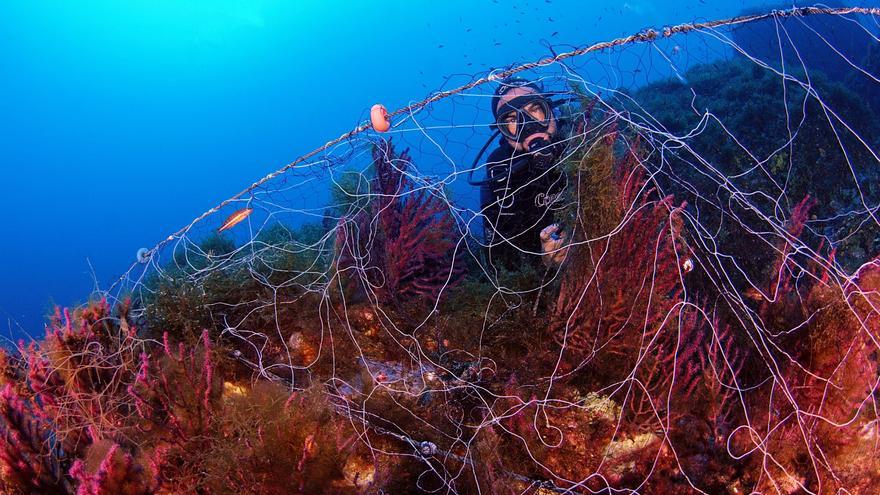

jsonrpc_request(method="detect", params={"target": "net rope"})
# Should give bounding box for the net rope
[83,5,880,493]
[111,5,880,289]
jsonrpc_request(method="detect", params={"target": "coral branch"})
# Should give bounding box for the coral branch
[336,139,464,306]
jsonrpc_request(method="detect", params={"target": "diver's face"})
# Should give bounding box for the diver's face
[495,86,557,153]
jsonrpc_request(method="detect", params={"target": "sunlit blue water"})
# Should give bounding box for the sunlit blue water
[1,0,876,341]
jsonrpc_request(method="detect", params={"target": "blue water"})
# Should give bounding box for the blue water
[0,0,874,341]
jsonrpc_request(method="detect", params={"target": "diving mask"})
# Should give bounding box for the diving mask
[494,95,552,144]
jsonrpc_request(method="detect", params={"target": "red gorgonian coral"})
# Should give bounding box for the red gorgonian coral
[335,139,464,306]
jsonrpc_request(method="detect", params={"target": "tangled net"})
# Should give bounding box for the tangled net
[3,6,880,494]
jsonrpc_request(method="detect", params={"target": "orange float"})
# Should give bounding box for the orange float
[370,104,391,132]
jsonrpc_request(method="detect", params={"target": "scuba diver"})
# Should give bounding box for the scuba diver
[469,77,570,271]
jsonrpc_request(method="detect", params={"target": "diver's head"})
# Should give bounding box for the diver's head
[492,78,558,154]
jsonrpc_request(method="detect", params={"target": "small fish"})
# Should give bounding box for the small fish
[743,287,764,302]
[218,207,253,232]
[551,31,559,37]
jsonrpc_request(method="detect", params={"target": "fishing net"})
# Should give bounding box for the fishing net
[10,6,880,494]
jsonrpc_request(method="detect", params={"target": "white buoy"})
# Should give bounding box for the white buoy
[136,248,151,264]
[682,258,694,273]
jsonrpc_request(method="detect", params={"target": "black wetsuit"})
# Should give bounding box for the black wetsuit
[479,138,567,271]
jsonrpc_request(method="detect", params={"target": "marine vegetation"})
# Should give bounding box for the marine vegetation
[0,301,376,494]
[5,9,880,492]
[4,111,878,492]
[335,139,465,307]
[630,56,880,273]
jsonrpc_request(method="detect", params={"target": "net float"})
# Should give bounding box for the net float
[682,258,694,273]
[370,104,391,132]
[136,247,151,264]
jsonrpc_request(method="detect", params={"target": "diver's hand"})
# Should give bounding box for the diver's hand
[540,224,568,266]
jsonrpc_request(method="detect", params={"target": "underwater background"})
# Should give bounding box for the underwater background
[2,2,880,493]
[0,0,859,341]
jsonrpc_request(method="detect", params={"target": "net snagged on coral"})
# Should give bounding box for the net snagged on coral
[5,6,880,494]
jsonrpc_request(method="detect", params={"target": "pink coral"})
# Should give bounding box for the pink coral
[552,155,685,376]
[336,139,464,305]
[127,330,218,445]
[26,299,141,455]
[70,443,156,495]
[0,384,66,494]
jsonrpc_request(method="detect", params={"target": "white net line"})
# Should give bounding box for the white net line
[91,6,880,493]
